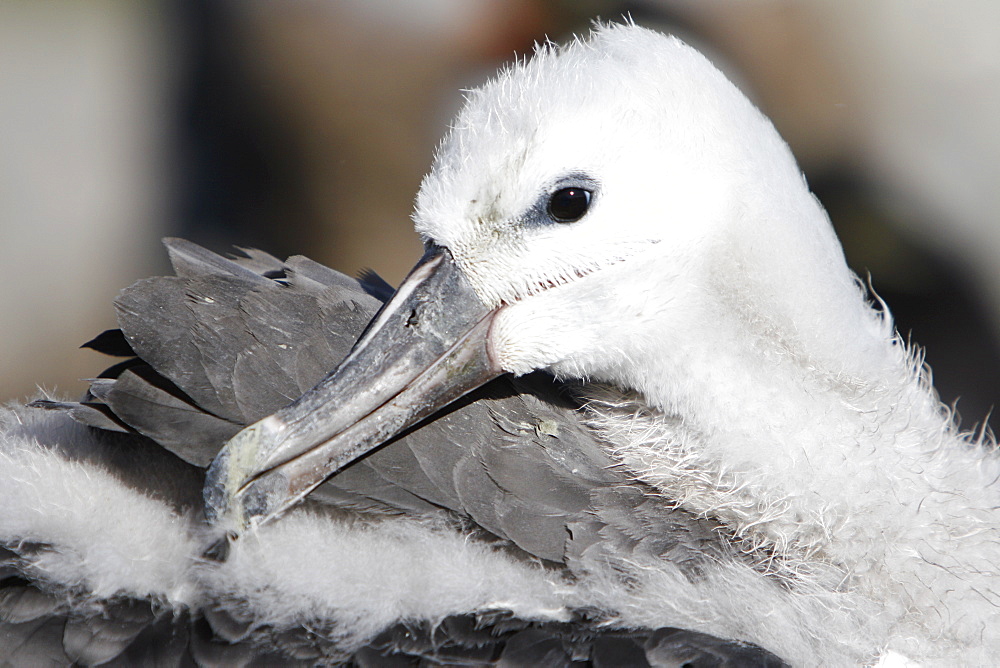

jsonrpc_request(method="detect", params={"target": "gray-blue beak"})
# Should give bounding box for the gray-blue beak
[203,247,504,532]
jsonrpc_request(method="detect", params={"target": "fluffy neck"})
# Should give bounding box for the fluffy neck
[583,218,1000,661]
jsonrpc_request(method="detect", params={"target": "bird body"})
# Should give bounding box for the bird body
[2,23,997,666]
[1,240,779,666]
[412,25,1000,662]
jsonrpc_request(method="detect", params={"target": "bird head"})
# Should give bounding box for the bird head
[203,23,866,531]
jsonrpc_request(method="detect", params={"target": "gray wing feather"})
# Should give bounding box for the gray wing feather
[165,237,275,284]
[62,601,155,666]
[13,240,787,666]
[29,399,131,434]
[114,275,240,422]
[51,240,732,565]
[91,367,239,467]
[81,329,135,358]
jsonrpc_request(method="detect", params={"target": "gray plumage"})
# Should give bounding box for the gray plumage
[5,238,783,666]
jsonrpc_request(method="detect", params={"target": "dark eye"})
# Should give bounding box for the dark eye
[547,187,592,223]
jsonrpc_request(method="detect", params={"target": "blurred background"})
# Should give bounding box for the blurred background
[2,0,998,432]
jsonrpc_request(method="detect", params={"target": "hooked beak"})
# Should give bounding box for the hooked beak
[203,247,505,532]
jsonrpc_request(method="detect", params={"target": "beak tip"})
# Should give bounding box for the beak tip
[204,424,296,532]
[200,248,503,529]
[204,415,293,526]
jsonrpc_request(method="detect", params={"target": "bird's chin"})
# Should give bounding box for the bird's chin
[488,303,580,378]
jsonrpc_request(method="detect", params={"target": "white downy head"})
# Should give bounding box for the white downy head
[414,23,887,404]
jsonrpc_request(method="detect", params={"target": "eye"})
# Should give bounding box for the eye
[547,187,592,223]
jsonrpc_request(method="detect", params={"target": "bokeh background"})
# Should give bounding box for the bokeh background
[2,0,998,432]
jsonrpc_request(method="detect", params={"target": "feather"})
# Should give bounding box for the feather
[1,239,780,665]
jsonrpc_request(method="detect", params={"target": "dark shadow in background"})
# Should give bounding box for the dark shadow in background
[815,171,999,435]
[173,0,313,258]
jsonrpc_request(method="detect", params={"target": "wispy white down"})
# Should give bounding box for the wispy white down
[0,403,578,651]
